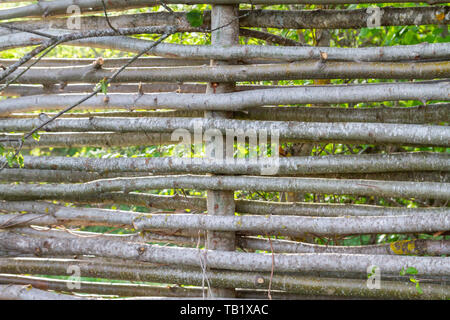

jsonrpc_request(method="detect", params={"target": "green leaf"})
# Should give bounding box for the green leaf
[17,153,24,168]
[0,145,4,154]
[406,267,418,275]
[101,80,108,95]
[94,78,109,95]
[5,151,24,168]
[409,277,417,283]
[186,10,203,27]
[6,152,15,167]
[416,283,423,295]
[31,132,40,141]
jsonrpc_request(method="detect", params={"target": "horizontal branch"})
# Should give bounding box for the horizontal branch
[0,132,176,148]
[0,274,309,299]
[242,104,450,124]
[0,0,159,20]
[53,193,447,217]
[0,275,203,298]
[0,284,82,300]
[5,104,450,125]
[0,203,448,235]
[0,252,430,282]
[311,172,449,183]
[1,81,448,115]
[240,7,450,29]
[2,35,448,62]
[0,25,177,82]
[0,174,448,200]
[100,40,450,62]
[52,227,447,256]
[0,28,299,52]
[2,116,449,146]
[0,57,281,69]
[14,152,450,175]
[0,0,447,4]
[2,130,445,150]
[3,193,448,218]
[1,168,447,183]
[241,237,450,256]
[0,168,141,183]
[1,0,446,15]
[1,232,449,276]
[75,227,450,257]
[0,57,212,68]
[3,31,448,71]
[0,258,448,299]
[9,226,450,257]
[239,28,304,47]
[3,8,448,34]
[0,83,204,96]
[0,83,303,97]
[4,61,449,85]
[1,83,209,96]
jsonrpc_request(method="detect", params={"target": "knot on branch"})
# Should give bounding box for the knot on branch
[93,57,104,69]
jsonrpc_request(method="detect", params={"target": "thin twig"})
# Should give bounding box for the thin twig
[0,24,57,39]
[0,25,176,86]
[266,234,275,300]
[60,225,127,238]
[0,40,62,93]
[197,230,212,299]
[159,2,174,14]
[204,9,256,34]
[0,33,172,173]
[100,0,119,33]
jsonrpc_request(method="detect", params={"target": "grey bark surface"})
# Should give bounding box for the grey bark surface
[1,81,447,115]
[0,257,448,299]
[3,8,448,33]
[0,203,448,235]
[4,104,450,124]
[2,117,449,147]
[11,152,450,175]
[3,61,449,84]
[0,232,449,277]
[2,198,448,218]
[0,174,449,201]
[204,4,239,299]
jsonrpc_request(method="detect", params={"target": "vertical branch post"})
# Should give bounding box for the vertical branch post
[205,4,240,298]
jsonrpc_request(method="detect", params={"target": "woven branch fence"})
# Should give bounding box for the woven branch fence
[0,0,449,300]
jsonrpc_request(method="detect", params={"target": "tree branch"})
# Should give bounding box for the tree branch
[1,116,449,146]
[0,174,448,200]
[1,232,449,276]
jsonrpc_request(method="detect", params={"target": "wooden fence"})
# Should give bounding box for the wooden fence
[0,0,449,300]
